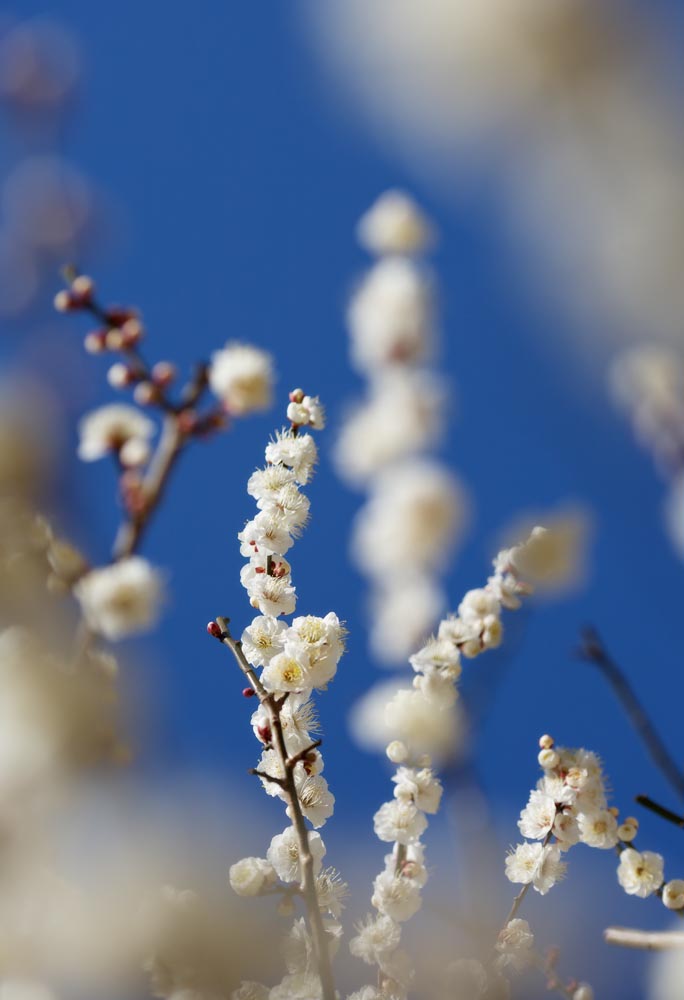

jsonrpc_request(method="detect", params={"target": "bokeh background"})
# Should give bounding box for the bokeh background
[1,2,684,997]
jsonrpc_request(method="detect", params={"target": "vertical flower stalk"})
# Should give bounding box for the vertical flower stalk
[336,192,467,666]
[349,529,544,998]
[209,391,346,1000]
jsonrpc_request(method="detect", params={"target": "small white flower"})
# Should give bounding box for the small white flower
[74,557,164,640]
[208,343,274,415]
[265,429,318,484]
[373,799,427,844]
[77,403,154,462]
[241,616,287,667]
[267,827,325,883]
[247,575,297,618]
[372,869,422,922]
[577,809,619,850]
[269,972,322,1000]
[505,842,566,895]
[287,394,326,430]
[247,465,297,503]
[228,857,275,897]
[239,511,295,558]
[662,879,684,910]
[356,190,433,257]
[315,867,349,918]
[291,772,335,829]
[617,848,664,898]
[392,767,442,814]
[286,613,345,689]
[261,645,312,694]
[518,790,557,840]
[347,257,434,371]
[349,913,401,965]
[496,918,535,972]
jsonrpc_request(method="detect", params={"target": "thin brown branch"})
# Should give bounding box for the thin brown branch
[579,626,684,801]
[211,619,336,1000]
[636,795,684,829]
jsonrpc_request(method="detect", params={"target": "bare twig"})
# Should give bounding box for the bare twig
[605,927,684,950]
[578,627,684,802]
[210,618,336,1000]
[636,794,684,829]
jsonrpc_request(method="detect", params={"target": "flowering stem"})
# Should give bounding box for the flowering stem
[579,626,684,802]
[112,414,186,560]
[212,618,336,1000]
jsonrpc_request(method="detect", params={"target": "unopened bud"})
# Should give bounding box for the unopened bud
[84,330,107,354]
[539,734,554,750]
[120,317,144,346]
[107,363,134,389]
[133,381,159,406]
[206,621,223,639]
[386,741,408,764]
[71,274,94,299]
[152,361,176,387]
[242,687,256,698]
[289,387,304,403]
[538,748,559,769]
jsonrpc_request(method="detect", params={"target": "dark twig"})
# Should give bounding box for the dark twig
[636,795,684,829]
[578,627,684,802]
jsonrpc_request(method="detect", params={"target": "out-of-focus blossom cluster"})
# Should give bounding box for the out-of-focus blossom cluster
[336,192,467,667]
[611,345,684,558]
[304,0,684,350]
[0,16,101,320]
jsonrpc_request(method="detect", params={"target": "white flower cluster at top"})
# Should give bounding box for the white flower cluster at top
[228,392,348,1000]
[336,192,467,665]
[348,529,544,1000]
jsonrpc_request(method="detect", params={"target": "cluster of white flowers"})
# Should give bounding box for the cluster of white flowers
[78,403,156,467]
[348,530,544,998]
[336,192,467,665]
[509,733,684,911]
[610,345,684,559]
[229,393,348,1000]
[352,527,545,763]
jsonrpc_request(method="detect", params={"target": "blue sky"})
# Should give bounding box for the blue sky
[4,3,684,996]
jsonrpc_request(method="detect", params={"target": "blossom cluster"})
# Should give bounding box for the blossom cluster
[336,192,467,664]
[610,345,684,559]
[506,734,684,910]
[227,392,348,1000]
[348,529,543,998]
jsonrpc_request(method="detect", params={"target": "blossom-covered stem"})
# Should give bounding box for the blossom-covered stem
[635,795,684,829]
[604,927,684,949]
[212,618,336,1000]
[579,627,684,801]
[112,413,186,560]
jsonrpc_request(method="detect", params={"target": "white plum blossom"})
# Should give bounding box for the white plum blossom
[371,869,422,923]
[208,342,274,415]
[373,800,427,845]
[74,556,164,640]
[370,575,445,665]
[265,430,318,485]
[261,647,312,694]
[392,767,442,814]
[77,403,155,462]
[241,616,288,667]
[266,827,326,884]
[246,576,297,618]
[356,190,433,257]
[518,790,557,841]
[662,879,684,911]
[505,842,566,895]
[269,972,322,1000]
[286,392,325,430]
[228,857,276,897]
[347,257,434,372]
[291,773,335,829]
[349,914,401,966]
[577,809,619,850]
[617,848,664,899]
[495,918,535,973]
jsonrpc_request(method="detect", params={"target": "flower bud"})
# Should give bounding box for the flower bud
[386,741,408,764]
[662,879,684,910]
[538,748,559,769]
[538,734,554,750]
